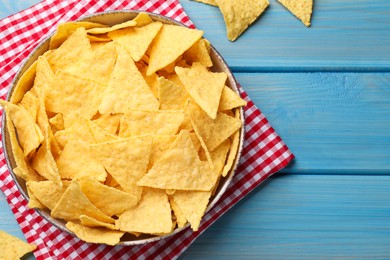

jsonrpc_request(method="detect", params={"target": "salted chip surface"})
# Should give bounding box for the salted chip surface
[0,230,36,259]
[116,188,172,234]
[278,0,313,26]
[66,222,124,246]
[98,45,159,114]
[147,24,203,75]
[175,62,226,119]
[158,76,189,110]
[51,180,114,223]
[138,130,214,191]
[27,180,70,210]
[183,39,213,67]
[90,136,153,199]
[108,21,163,61]
[215,0,269,41]
[78,177,138,216]
[219,86,247,111]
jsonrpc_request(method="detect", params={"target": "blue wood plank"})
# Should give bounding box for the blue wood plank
[182,174,390,259]
[235,72,390,174]
[180,0,390,72]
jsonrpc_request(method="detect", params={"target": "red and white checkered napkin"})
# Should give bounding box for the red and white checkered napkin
[0,0,294,259]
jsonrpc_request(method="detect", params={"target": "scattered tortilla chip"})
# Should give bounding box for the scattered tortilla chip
[66,222,124,246]
[173,190,211,231]
[50,21,107,49]
[175,62,226,119]
[90,136,153,199]
[108,21,163,61]
[219,86,247,111]
[119,110,184,137]
[138,130,213,191]
[27,180,70,210]
[78,177,138,216]
[51,180,114,223]
[215,0,269,41]
[183,39,213,67]
[98,45,159,114]
[0,230,36,259]
[116,188,172,234]
[146,24,203,75]
[278,0,313,26]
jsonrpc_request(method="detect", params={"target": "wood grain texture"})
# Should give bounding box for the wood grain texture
[236,72,390,174]
[182,174,390,259]
[180,0,390,72]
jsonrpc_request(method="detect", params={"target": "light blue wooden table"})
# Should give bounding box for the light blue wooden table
[1,0,390,259]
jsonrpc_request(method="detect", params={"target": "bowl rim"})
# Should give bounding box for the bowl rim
[1,9,246,246]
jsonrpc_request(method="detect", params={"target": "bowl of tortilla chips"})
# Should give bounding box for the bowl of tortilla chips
[1,10,246,245]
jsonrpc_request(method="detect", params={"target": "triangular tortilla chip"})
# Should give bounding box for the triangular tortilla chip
[0,231,36,259]
[10,60,37,103]
[90,136,153,200]
[175,62,226,119]
[51,180,114,223]
[87,19,137,34]
[78,177,138,216]
[27,180,71,210]
[215,0,269,41]
[169,197,187,228]
[108,21,163,61]
[87,120,120,144]
[98,45,159,114]
[219,86,247,111]
[116,188,172,234]
[63,41,117,85]
[173,190,211,231]
[79,215,117,230]
[278,0,313,26]
[119,110,184,137]
[18,90,38,121]
[149,135,177,169]
[189,101,241,152]
[137,130,214,191]
[66,222,124,246]
[158,76,189,110]
[183,39,213,67]
[92,113,121,135]
[146,24,203,75]
[222,109,242,177]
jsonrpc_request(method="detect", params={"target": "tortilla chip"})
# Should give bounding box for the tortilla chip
[132,12,154,27]
[50,21,107,49]
[78,177,138,216]
[27,180,70,210]
[183,39,213,67]
[79,215,118,230]
[27,185,46,209]
[149,135,177,168]
[90,136,153,199]
[98,45,159,114]
[108,21,163,62]
[0,231,36,259]
[92,113,121,135]
[146,24,203,75]
[158,76,189,110]
[138,130,214,191]
[116,188,172,234]
[222,110,242,177]
[278,0,313,26]
[204,138,231,184]
[18,90,38,121]
[119,110,185,137]
[169,197,187,228]
[66,222,124,246]
[175,62,226,119]
[219,86,247,111]
[49,113,64,131]
[51,180,114,223]
[10,60,37,103]
[87,20,137,34]
[87,120,119,144]
[215,0,269,41]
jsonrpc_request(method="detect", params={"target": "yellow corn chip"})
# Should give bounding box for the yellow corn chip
[87,120,119,144]
[149,135,177,168]
[78,177,138,216]
[190,101,241,151]
[50,21,107,49]
[27,186,46,209]
[46,27,92,72]
[51,180,114,223]
[108,21,163,62]
[219,86,247,111]
[10,60,37,103]
[87,20,137,34]
[175,62,226,119]
[140,66,159,98]
[222,110,242,177]
[146,24,203,75]
[90,136,153,199]
[79,215,117,230]
[0,100,43,157]
[204,138,231,184]
[0,231,36,259]
[132,12,154,27]
[27,180,70,210]
[92,113,121,135]
[66,222,124,246]
[18,90,38,121]
[49,113,64,131]
[183,39,213,67]
[56,138,107,182]
[158,76,189,110]
[215,0,269,41]
[119,110,184,138]
[63,41,117,85]
[116,188,172,234]
[98,45,159,114]
[87,34,112,42]
[278,0,313,26]
[173,190,211,231]
[137,130,214,191]
[169,197,187,228]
